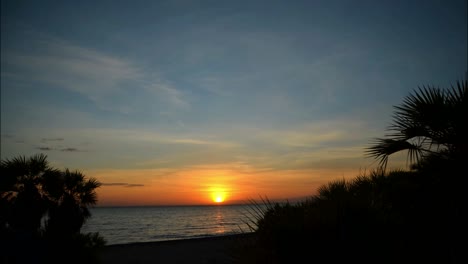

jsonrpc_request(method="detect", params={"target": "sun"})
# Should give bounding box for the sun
[208,185,229,204]
[211,192,226,204]
[214,196,224,203]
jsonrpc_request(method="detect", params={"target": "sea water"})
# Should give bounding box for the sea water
[81,204,264,245]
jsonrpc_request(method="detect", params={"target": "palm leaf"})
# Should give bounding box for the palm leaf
[366,78,467,169]
[366,138,423,169]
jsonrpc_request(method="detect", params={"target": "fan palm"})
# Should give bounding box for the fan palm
[366,79,467,169]
[46,169,101,235]
[0,154,60,233]
[1,154,101,235]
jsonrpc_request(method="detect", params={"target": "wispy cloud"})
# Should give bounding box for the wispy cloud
[169,138,238,148]
[102,182,145,187]
[147,83,190,109]
[60,147,81,152]
[35,145,84,153]
[35,136,83,152]
[63,128,239,148]
[41,138,65,142]
[126,184,145,187]
[1,33,189,113]
[36,147,54,151]
[258,119,372,148]
[171,139,212,145]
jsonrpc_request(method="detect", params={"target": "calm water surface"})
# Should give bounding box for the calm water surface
[82,204,263,245]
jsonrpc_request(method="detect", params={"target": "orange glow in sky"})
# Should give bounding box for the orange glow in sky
[87,165,367,206]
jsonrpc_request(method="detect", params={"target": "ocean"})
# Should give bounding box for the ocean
[81,204,266,245]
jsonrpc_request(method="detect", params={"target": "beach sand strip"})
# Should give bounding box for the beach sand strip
[99,233,256,264]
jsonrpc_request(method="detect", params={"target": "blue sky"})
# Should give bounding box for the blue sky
[1,0,466,204]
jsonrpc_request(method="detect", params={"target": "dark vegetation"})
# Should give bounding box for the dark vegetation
[0,79,465,264]
[0,154,105,264]
[239,79,467,263]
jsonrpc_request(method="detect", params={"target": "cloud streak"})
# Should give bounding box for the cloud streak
[1,34,189,114]
[61,147,81,152]
[41,138,65,142]
[35,146,84,152]
[36,147,54,151]
[102,182,145,188]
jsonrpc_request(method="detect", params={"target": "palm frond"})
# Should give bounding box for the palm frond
[366,138,424,168]
[447,79,467,104]
[317,178,348,200]
[28,154,49,176]
[367,79,467,169]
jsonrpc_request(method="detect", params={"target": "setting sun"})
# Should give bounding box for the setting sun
[208,184,229,204]
[214,196,225,203]
[211,190,227,204]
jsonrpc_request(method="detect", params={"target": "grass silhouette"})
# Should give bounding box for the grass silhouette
[234,168,464,263]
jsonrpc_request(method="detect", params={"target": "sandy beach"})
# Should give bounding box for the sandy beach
[99,233,256,264]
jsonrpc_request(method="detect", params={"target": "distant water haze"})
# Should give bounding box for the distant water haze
[81,204,267,245]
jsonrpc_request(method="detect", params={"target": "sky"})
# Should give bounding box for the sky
[1,0,467,206]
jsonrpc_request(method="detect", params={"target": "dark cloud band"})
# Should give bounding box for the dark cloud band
[41,138,65,142]
[102,182,145,187]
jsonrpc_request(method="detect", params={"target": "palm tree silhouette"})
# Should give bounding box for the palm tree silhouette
[46,169,101,236]
[1,154,101,235]
[1,154,103,263]
[0,154,59,233]
[366,79,467,169]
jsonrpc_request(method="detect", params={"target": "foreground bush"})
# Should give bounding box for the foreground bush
[247,168,464,264]
[241,79,467,263]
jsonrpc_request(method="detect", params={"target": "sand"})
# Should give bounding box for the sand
[99,233,256,264]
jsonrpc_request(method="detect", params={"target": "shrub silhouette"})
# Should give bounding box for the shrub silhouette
[250,169,458,263]
[244,78,467,264]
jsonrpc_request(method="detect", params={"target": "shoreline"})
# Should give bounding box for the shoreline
[99,233,256,264]
[104,232,254,247]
